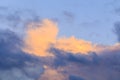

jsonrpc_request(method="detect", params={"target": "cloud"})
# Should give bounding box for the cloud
[0,7,40,37]
[21,19,120,80]
[39,65,67,80]
[23,19,98,56]
[69,75,85,80]
[50,46,120,80]
[0,30,43,80]
[0,15,120,80]
[50,48,98,68]
[23,19,120,56]
[55,36,95,54]
[23,19,58,57]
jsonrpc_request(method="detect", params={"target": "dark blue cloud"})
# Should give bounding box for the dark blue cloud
[50,48,100,68]
[69,75,85,80]
[0,30,43,80]
[49,48,120,80]
[0,30,29,69]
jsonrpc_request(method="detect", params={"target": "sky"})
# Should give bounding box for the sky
[0,0,120,45]
[0,0,120,80]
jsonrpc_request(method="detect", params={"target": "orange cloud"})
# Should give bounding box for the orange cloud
[23,19,58,57]
[55,36,95,54]
[23,19,95,56]
[23,19,120,57]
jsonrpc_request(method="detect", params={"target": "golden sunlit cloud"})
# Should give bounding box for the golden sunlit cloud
[23,19,58,57]
[23,19,120,57]
[55,36,94,54]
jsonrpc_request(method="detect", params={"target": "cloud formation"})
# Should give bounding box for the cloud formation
[23,19,58,57]
[23,19,97,57]
[1,18,120,80]
[55,36,94,54]
[0,30,43,80]
[23,19,120,57]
